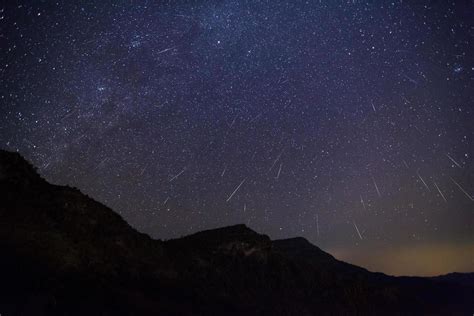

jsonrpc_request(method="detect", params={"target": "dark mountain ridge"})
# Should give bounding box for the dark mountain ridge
[0,150,472,315]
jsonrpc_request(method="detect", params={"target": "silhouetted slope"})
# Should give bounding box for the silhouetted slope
[0,150,473,315]
[431,272,474,288]
[0,151,178,315]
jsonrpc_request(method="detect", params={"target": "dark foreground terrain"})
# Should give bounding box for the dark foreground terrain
[0,150,473,315]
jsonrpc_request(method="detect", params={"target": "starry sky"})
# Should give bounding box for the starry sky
[1,0,473,276]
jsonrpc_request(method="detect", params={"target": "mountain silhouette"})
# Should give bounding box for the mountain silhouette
[0,150,472,315]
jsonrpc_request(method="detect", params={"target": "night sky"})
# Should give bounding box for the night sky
[1,0,473,276]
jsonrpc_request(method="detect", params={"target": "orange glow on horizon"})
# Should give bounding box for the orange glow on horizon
[329,242,474,277]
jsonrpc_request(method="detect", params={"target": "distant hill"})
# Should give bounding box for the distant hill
[431,272,474,288]
[0,150,472,315]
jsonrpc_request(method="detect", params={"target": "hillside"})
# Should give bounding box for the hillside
[0,150,472,315]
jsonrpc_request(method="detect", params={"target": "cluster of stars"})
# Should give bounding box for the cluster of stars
[0,1,472,274]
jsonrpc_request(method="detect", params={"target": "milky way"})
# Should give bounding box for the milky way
[1,1,473,275]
